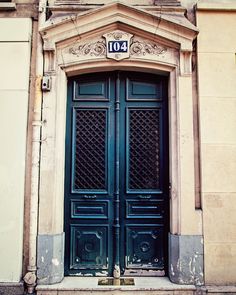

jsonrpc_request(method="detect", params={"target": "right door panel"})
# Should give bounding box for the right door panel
[119,73,169,276]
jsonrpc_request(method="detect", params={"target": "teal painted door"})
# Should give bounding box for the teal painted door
[64,71,169,276]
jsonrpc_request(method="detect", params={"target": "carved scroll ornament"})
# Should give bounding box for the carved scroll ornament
[130,40,167,56]
[69,39,106,57]
[68,36,167,59]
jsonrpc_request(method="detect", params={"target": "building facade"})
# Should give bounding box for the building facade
[0,0,236,294]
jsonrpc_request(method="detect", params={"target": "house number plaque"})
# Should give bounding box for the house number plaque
[108,41,128,53]
[103,30,133,61]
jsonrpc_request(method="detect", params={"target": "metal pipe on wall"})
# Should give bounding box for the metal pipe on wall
[23,0,46,293]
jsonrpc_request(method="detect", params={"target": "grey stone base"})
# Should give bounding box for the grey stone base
[37,233,64,285]
[0,282,24,295]
[169,233,204,286]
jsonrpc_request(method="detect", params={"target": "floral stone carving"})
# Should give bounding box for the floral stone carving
[130,39,167,56]
[69,39,106,57]
[68,36,167,59]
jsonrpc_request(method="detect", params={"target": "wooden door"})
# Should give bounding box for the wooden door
[64,71,169,276]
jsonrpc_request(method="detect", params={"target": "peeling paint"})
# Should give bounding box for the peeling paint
[95,271,108,276]
[170,264,175,276]
[52,258,59,266]
[74,272,82,276]
[41,256,44,263]
[169,234,204,285]
[177,258,181,271]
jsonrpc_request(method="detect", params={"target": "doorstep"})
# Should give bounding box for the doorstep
[36,277,199,295]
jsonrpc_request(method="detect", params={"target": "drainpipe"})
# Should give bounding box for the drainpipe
[23,0,46,294]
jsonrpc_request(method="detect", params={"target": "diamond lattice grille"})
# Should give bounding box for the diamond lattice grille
[74,109,106,190]
[129,110,160,189]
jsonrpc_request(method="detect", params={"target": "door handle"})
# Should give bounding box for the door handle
[83,195,97,199]
[138,195,151,199]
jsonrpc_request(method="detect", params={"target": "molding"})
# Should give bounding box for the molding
[197,0,236,11]
[0,3,16,11]
[50,5,186,15]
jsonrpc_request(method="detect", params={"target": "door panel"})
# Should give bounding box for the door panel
[127,108,161,191]
[64,71,168,276]
[126,225,164,269]
[72,108,108,191]
[70,225,108,270]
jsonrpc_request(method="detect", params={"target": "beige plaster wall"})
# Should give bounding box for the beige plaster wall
[197,6,236,285]
[0,18,32,282]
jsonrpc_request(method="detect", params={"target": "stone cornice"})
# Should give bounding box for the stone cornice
[42,2,197,32]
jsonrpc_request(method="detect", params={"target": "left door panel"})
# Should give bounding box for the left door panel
[64,74,115,276]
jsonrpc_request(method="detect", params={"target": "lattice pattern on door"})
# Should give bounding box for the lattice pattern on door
[129,109,160,189]
[74,109,106,190]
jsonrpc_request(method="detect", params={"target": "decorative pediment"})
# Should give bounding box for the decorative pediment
[40,1,198,52]
[40,1,198,77]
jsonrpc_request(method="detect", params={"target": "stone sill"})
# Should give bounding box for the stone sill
[36,277,196,292]
[0,2,16,10]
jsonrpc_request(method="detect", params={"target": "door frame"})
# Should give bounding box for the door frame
[37,7,203,283]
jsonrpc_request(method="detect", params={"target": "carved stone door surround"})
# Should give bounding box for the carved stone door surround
[37,2,203,285]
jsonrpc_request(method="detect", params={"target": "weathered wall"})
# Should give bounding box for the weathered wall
[0,18,32,282]
[197,0,236,285]
[0,0,37,19]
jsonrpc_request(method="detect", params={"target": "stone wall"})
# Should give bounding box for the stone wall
[0,18,32,283]
[197,0,236,285]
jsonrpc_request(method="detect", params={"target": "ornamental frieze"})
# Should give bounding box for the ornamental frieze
[68,31,167,61]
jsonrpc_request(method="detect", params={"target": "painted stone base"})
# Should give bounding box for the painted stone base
[169,234,204,286]
[0,282,24,295]
[37,233,64,284]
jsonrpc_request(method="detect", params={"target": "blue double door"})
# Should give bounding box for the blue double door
[64,71,169,276]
